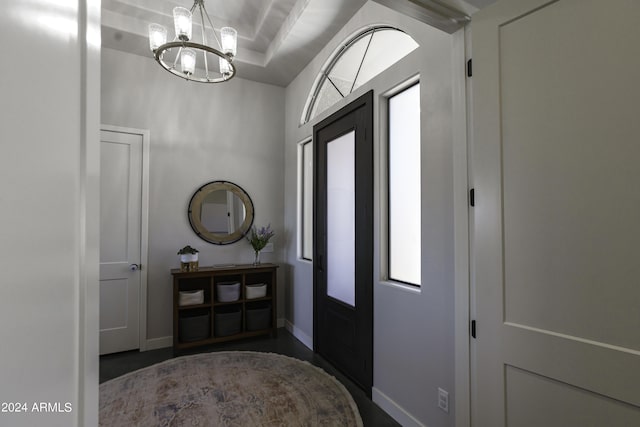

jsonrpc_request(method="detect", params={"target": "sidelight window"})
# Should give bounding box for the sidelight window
[388,82,421,285]
[298,139,313,260]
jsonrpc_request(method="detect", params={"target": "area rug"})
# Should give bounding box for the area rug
[99,351,363,426]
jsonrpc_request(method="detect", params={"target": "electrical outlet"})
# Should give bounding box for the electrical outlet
[262,242,274,253]
[438,388,449,413]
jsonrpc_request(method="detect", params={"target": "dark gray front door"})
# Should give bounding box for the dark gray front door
[313,90,373,394]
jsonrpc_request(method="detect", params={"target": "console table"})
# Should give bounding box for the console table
[171,263,278,353]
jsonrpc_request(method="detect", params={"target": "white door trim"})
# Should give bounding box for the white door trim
[100,124,150,351]
[452,26,471,427]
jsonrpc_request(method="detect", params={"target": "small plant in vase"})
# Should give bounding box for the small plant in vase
[178,245,199,271]
[247,225,274,265]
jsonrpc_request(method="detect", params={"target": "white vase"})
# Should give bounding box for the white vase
[180,253,198,263]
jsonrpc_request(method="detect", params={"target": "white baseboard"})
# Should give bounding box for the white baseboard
[144,336,173,351]
[372,387,427,427]
[284,320,313,350]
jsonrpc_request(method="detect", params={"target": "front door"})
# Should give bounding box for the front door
[472,0,640,425]
[99,129,143,355]
[314,91,373,394]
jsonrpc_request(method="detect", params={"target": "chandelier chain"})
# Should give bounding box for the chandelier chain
[201,3,224,53]
[199,4,210,79]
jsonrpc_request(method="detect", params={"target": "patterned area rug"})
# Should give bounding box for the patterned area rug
[99,351,363,426]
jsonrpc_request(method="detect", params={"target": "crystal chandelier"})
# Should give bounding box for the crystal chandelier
[148,0,238,83]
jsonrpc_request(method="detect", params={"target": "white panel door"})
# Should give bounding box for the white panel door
[100,130,143,355]
[472,1,640,425]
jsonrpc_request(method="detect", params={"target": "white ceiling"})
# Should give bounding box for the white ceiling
[101,0,494,87]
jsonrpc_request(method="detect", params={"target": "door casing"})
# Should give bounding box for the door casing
[99,125,150,353]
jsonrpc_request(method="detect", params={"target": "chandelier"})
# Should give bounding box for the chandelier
[148,0,238,83]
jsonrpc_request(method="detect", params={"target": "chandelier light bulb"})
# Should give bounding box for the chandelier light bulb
[219,57,232,77]
[148,24,167,51]
[220,27,237,58]
[181,48,197,75]
[173,7,193,41]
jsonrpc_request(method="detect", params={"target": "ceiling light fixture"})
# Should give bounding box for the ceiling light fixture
[148,0,237,83]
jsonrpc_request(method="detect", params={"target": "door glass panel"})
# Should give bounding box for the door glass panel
[326,130,356,306]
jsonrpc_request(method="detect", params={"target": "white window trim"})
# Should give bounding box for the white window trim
[380,74,421,287]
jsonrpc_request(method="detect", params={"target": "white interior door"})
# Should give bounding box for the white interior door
[100,129,143,355]
[472,0,640,425]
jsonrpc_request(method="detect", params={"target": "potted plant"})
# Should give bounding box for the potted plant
[177,245,199,263]
[247,224,274,265]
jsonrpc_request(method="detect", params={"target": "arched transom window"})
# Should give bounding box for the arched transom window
[301,26,419,125]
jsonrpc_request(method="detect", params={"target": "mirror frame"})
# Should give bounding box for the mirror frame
[187,180,255,245]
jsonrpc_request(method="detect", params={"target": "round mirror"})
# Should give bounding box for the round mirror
[188,181,254,245]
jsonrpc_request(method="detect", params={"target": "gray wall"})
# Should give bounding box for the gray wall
[101,48,286,341]
[283,2,457,426]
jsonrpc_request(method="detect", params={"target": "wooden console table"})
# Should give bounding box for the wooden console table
[171,263,278,353]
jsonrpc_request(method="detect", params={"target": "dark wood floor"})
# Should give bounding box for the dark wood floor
[100,328,399,427]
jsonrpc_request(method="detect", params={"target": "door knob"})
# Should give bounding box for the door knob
[129,263,141,271]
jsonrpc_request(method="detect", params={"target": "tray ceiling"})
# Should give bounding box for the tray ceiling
[102,0,368,86]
